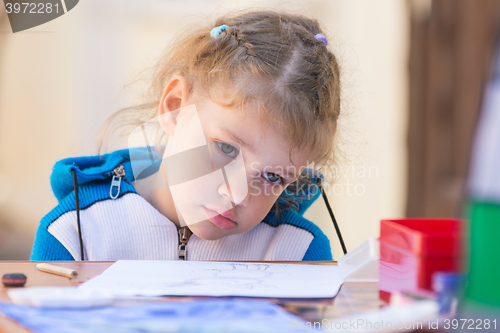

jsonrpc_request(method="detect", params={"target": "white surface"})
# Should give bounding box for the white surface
[8,287,113,308]
[338,237,379,282]
[79,260,342,298]
[468,79,500,201]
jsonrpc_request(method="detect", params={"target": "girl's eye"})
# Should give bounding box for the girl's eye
[216,142,239,158]
[263,172,283,185]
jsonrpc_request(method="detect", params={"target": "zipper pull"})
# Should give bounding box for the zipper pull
[178,226,192,260]
[109,165,125,200]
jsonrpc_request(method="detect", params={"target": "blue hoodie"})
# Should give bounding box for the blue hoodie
[31,148,332,261]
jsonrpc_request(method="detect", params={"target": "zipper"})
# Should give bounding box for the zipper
[109,165,128,199]
[177,226,192,260]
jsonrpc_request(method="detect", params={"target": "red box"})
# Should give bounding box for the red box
[379,218,464,294]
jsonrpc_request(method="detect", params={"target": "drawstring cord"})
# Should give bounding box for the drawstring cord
[71,169,85,261]
[317,177,348,255]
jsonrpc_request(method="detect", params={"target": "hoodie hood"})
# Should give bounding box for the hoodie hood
[50,147,323,216]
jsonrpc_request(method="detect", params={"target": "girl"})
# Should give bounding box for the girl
[31,10,341,261]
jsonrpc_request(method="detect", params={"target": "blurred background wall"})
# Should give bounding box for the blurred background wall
[1,0,409,259]
[407,0,500,218]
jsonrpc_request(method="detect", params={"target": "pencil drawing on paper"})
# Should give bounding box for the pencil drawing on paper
[79,260,342,298]
[161,263,290,290]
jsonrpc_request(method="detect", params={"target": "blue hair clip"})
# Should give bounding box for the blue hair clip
[315,33,328,46]
[210,24,229,38]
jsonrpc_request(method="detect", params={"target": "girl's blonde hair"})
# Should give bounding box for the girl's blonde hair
[100,10,341,214]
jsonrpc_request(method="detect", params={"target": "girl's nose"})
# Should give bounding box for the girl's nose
[217,182,231,200]
[217,178,250,207]
[216,150,250,207]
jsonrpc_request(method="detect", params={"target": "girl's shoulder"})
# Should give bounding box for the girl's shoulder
[35,148,169,261]
[40,148,141,230]
[40,147,163,228]
[262,207,332,260]
[50,147,158,202]
[262,171,332,260]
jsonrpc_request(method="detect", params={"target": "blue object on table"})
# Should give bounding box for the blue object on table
[432,272,466,315]
[0,299,320,333]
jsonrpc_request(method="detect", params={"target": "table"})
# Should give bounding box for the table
[0,261,383,333]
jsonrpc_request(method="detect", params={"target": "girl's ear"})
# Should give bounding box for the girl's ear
[158,76,190,136]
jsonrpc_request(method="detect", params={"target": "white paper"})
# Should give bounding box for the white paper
[79,260,342,298]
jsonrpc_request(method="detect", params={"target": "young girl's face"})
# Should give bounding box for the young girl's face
[164,97,310,240]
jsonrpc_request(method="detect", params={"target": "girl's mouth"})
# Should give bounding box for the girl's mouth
[203,207,236,230]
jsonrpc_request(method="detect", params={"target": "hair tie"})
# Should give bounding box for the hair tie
[315,33,328,46]
[210,24,229,38]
